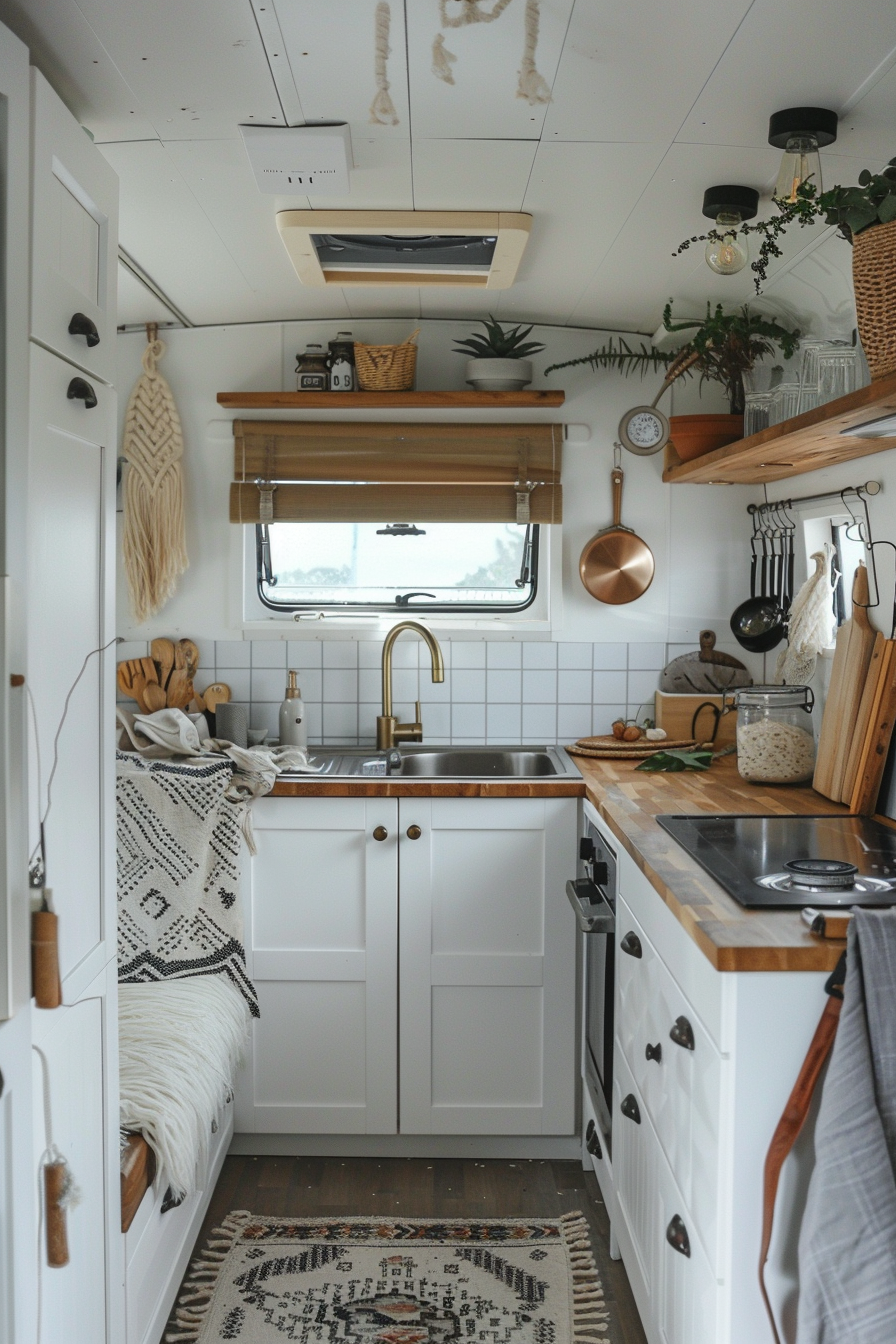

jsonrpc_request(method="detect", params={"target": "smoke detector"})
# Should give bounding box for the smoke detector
[239,123,352,195]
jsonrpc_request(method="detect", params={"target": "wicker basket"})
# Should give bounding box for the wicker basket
[354,329,420,391]
[853,219,896,379]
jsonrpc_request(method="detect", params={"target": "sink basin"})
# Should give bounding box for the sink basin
[397,748,559,778]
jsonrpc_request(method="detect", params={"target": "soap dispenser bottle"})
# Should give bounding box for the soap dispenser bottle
[279,670,307,749]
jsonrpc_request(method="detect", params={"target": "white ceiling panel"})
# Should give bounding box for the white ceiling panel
[274,0,410,138]
[540,0,752,143]
[405,0,576,140]
[76,0,281,140]
[676,0,896,150]
[116,262,177,327]
[100,139,256,325]
[343,288,422,321]
[0,0,156,141]
[304,135,413,210]
[493,141,668,325]
[834,59,896,164]
[412,139,537,211]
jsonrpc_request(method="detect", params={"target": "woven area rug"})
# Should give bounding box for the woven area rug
[168,1211,609,1342]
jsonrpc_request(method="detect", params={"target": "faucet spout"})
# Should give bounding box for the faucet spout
[377,621,444,750]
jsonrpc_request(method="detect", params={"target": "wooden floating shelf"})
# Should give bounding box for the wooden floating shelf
[216,389,565,410]
[663,370,896,485]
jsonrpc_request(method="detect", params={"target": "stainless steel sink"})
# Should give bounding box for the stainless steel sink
[397,749,559,777]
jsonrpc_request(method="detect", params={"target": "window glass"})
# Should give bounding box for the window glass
[257,521,538,613]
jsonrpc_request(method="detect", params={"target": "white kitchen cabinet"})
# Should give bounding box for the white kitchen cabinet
[400,796,576,1135]
[243,796,398,1134]
[30,69,119,384]
[241,795,577,1138]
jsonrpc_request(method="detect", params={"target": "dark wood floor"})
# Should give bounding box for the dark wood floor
[165,1155,647,1344]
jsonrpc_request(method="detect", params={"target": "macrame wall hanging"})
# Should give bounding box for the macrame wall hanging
[369,2,400,125]
[433,0,553,106]
[121,327,189,625]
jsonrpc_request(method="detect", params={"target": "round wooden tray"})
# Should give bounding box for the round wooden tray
[566,736,696,760]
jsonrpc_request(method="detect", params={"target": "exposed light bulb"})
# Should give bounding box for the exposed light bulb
[705,211,749,275]
[774,134,822,203]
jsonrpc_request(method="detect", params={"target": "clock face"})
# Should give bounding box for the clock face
[619,405,670,455]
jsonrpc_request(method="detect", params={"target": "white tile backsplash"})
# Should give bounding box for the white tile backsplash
[171,636,681,747]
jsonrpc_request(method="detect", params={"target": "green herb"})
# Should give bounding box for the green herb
[635,749,713,773]
[453,316,546,360]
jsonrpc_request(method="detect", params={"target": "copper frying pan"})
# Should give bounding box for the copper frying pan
[580,468,655,604]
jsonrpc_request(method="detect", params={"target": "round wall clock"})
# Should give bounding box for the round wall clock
[617,405,670,456]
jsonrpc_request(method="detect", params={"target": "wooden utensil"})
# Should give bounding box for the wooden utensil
[814,565,875,800]
[165,641,194,709]
[202,682,231,714]
[116,657,159,713]
[143,683,167,712]
[150,637,175,691]
[579,467,655,605]
[178,638,200,679]
[828,565,876,800]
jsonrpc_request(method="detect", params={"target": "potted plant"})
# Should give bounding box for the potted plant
[453,316,546,391]
[544,301,800,459]
[675,160,896,379]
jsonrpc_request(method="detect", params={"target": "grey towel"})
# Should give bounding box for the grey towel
[796,909,896,1343]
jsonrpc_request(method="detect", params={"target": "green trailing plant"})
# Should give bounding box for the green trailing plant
[544,301,800,414]
[674,160,896,292]
[453,316,545,360]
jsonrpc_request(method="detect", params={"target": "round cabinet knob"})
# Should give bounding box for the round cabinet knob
[406,825,422,840]
[372,826,388,842]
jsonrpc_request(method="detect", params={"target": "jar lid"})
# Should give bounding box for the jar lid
[735,684,813,709]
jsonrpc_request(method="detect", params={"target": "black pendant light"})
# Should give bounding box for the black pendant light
[701,185,759,275]
[768,107,838,202]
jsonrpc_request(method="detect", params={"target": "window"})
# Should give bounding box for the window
[256,520,538,614]
[830,518,868,625]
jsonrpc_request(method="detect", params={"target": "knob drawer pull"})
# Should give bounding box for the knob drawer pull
[666,1214,691,1258]
[372,826,388,841]
[406,825,422,840]
[620,1093,640,1124]
[670,1015,696,1051]
[68,312,100,346]
[646,1041,662,1064]
[620,931,642,959]
[67,376,98,409]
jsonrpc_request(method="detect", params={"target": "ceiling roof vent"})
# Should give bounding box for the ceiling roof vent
[276,211,532,288]
[239,123,352,195]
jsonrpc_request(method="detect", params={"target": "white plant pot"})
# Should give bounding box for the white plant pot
[465,358,533,391]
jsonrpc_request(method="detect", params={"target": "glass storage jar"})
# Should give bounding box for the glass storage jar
[735,685,816,784]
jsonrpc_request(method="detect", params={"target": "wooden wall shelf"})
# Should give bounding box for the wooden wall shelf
[217,390,565,410]
[663,370,896,484]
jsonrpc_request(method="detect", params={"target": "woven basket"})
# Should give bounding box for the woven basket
[354,328,420,391]
[853,219,896,379]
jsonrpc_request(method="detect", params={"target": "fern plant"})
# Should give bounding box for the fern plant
[453,316,546,360]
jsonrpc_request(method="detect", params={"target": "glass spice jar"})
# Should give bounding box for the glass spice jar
[295,343,329,392]
[735,685,816,784]
[328,331,356,391]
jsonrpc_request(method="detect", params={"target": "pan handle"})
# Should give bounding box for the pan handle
[612,469,624,528]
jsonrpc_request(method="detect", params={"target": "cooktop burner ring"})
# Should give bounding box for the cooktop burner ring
[755,872,896,897]
[783,858,860,890]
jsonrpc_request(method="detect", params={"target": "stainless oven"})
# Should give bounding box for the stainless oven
[567,807,617,1156]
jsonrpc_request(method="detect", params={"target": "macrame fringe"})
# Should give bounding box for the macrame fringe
[165,1210,252,1342]
[369,1,399,126]
[122,337,188,624]
[517,0,552,105]
[432,32,457,82]
[560,1211,611,1335]
[433,0,551,105]
[439,0,514,26]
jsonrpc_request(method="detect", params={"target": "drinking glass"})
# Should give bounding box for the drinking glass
[770,378,801,426]
[816,347,859,404]
[744,392,774,436]
[798,338,844,413]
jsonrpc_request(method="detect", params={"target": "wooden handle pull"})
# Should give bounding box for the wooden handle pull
[32,910,62,1010]
[44,1162,70,1267]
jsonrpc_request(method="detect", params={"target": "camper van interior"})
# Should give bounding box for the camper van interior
[2,3,896,1342]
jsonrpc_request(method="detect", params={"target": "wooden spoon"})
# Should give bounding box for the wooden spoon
[202,682,231,714]
[150,638,175,691]
[178,638,200,680]
[165,642,194,709]
[143,683,167,712]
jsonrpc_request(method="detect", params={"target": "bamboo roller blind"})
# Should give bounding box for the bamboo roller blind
[230,420,563,524]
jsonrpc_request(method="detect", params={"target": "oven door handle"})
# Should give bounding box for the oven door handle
[566,879,615,934]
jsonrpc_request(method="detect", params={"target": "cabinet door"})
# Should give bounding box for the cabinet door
[27,343,116,1000]
[655,1149,720,1344]
[244,797,398,1134]
[0,1012,33,1344]
[613,1046,656,1305]
[30,69,118,384]
[399,797,577,1135]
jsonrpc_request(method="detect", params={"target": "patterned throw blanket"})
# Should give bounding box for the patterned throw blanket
[116,752,259,1016]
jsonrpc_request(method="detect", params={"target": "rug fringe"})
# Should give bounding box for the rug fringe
[561,1210,611,1336]
[165,1211,252,1342]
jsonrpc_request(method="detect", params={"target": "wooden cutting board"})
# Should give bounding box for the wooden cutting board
[849,638,896,813]
[840,630,887,803]
[814,564,876,801]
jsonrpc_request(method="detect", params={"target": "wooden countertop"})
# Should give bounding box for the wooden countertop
[575,755,848,973]
[270,776,585,799]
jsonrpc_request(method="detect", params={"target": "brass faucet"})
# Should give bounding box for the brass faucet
[376,621,444,750]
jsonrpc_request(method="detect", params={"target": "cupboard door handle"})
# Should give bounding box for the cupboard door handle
[646,1041,662,1064]
[406,825,422,840]
[670,1015,695,1051]
[620,1093,640,1124]
[67,376,98,409]
[0,1067,4,1098]
[620,931,642,959]
[666,1215,691,1258]
[585,1124,602,1159]
[372,826,388,841]
[68,311,100,347]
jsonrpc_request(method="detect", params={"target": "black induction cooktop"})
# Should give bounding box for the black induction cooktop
[656,813,896,908]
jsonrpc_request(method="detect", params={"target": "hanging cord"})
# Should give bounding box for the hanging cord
[432,0,551,104]
[27,635,122,889]
[369,2,399,125]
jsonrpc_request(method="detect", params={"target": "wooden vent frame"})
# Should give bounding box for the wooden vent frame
[275,210,531,289]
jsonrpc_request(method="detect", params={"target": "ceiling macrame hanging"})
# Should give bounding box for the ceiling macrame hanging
[121,331,189,625]
[369,2,400,126]
[432,0,552,106]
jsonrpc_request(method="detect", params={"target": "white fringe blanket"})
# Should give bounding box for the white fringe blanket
[119,978,250,1200]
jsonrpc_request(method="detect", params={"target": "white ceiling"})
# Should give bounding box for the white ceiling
[4,0,896,331]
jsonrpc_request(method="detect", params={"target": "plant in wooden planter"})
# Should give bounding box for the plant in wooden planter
[674,160,896,378]
[454,316,545,391]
